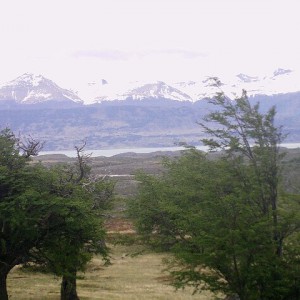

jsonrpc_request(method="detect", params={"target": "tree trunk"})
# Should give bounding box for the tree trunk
[0,272,9,300]
[61,270,79,300]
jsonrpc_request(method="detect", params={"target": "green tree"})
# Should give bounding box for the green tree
[29,144,114,300]
[0,128,61,299]
[129,86,300,299]
[0,129,113,300]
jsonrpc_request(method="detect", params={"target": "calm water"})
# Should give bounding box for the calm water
[39,146,198,157]
[38,143,300,158]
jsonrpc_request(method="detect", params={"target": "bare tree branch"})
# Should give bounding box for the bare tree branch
[74,141,92,183]
[18,136,45,158]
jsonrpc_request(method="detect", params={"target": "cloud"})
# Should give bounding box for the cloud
[72,49,207,61]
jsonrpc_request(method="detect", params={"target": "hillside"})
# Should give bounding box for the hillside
[1,93,300,150]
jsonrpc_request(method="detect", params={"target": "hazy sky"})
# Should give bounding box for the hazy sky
[0,0,299,88]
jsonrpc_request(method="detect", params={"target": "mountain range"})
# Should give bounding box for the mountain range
[0,68,299,106]
[77,68,300,103]
[0,70,299,150]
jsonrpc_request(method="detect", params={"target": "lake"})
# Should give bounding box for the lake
[38,143,300,158]
[39,146,205,157]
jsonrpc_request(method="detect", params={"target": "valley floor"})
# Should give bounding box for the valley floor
[8,244,213,300]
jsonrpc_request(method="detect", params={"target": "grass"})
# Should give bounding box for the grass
[7,244,214,300]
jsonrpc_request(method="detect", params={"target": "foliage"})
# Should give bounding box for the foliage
[28,144,114,300]
[129,86,300,300]
[0,128,65,299]
[0,128,114,300]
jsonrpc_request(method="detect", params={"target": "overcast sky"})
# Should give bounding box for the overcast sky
[0,0,299,88]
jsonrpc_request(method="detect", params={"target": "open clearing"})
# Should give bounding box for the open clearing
[8,244,213,299]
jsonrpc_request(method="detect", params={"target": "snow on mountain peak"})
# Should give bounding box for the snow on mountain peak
[273,68,292,77]
[0,73,83,105]
[119,81,193,101]
[1,68,299,105]
[77,68,300,104]
[231,69,299,96]
[82,80,193,103]
[12,73,44,87]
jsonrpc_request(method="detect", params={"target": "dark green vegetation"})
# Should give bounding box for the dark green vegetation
[0,129,113,300]
[30,146,300,300]
[3,143,300,299]
[129,87,300,299]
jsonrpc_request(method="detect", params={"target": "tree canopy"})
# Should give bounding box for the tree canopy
[129,87,300,299]
[0,129,113,300]
[32,145,114,300]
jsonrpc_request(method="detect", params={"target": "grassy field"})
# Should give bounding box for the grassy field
[8,243,214,300]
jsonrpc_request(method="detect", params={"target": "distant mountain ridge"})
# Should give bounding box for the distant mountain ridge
[0,70,300,151]
[0,68,299,106]
[0,91,300,150]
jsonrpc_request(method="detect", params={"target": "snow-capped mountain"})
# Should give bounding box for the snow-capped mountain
[80,80,193,103]
[82,78,225,103]
[230,68,300,97]
[1,68,299,106]
[82,78,128,103]
[173,79,221,101]
[112,81,192,102]
[0,73,83,105]
[173,68,300,100]
[78,68,300,104]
